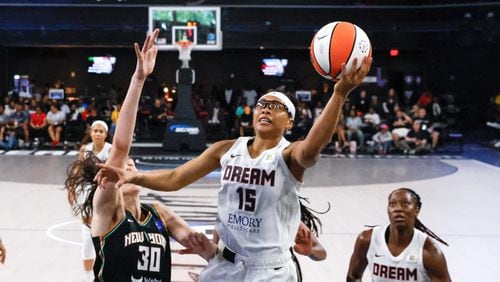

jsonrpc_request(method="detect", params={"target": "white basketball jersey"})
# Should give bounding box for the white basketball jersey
[367,225,430,282]
[84,142,112,162]
[216,137,302,257]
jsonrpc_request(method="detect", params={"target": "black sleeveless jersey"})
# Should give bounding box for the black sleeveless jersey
[92,203,171,282]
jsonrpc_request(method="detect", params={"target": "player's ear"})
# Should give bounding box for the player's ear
[286,119,294,130]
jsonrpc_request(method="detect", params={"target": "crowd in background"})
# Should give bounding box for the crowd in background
[0,80,460,155]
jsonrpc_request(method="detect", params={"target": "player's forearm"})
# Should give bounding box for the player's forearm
[135,169,182,192]
[111,74,144,155]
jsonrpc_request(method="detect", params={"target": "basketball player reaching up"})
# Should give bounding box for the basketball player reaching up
[97,56,372,281]
[67,119,112,282]
[346,188,451,282]
[66,29,216,281]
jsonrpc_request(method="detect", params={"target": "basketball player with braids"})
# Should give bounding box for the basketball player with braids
[66,29,216,281]
[347,188,452,282]
[97,55,371,281]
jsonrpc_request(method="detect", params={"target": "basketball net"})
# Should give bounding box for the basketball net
[176,40,193,68]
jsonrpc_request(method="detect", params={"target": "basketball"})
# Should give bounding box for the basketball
[310,21,372,80]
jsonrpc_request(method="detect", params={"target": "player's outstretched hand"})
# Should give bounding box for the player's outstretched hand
[334,56,373,98]
[178,232,217,261]
[134,28,160,81]
[293,223,314,256]
[95,163,139,189]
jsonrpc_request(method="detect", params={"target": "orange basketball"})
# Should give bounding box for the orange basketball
[310,21,372,80]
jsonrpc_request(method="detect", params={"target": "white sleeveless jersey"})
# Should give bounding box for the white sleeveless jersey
[216,136,302,257]
[84,142,112,162]
[367,225,430,282]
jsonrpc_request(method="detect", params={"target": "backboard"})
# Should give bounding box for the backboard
[149,6,222,51]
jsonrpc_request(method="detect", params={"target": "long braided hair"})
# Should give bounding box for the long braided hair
[64,153,102,221]
[390,188,449,246]
[299,197,331,237]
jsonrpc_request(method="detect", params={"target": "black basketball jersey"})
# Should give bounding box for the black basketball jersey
[92,203,171,282]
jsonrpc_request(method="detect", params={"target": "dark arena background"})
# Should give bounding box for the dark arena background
[0,1,499,281]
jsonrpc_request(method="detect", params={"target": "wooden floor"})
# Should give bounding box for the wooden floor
[0,151,499,281]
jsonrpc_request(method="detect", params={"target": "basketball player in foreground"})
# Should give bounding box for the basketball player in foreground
[346,188,451,281]
[97,55,372,280]
[66,29,216,281]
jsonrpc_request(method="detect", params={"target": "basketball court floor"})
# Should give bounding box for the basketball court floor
[0,148,499,281]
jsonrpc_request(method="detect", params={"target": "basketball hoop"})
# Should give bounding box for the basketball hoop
[176,40,193,68]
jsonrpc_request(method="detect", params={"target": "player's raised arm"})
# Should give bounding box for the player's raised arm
[92,29,159,235]
[107,28,159,168]
[291,56,372,169]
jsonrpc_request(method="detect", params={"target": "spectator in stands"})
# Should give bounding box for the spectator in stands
[149,98,167,141]
[332,114,348,153]
[65,102,85,147]
[318,80,333,105]
[218,82,240,137]
[408,103,420,119]
[9,100,30,148]
[46,104,66,147]
[414,107,440,150]
[296,101,313,139]
[369,94,381,113]
[313,100,324,123]
[395,120,431,154]
[372,123,393,155]
[342,98,354,118]
[345,109,364,149]
[362,106,381,136]
[24,99,35,114]
[392,105,413,129]
[29,105,47,148]
[242,86,258,108]
[4,99,16,116]
[355,89,370,114]
[206,101,225,141]
[165,102,175,120]
[109,102,121,137]
[381,88,399,120]
[431,96,443,122]
[99,99,113,124]
[0,120,17,150]
[238,105,253,137]
[60,100,71,117]
[193,93,208,121]
[418,90,433,108]
[0,104,8,125]
[391,106,413,145]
